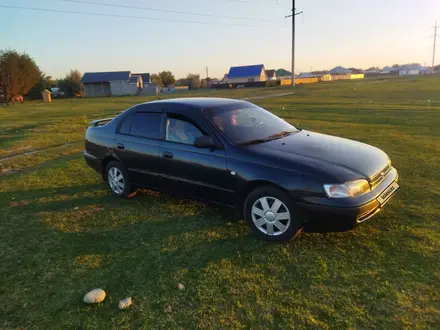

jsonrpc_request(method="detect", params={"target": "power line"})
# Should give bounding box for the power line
[0,5,253,27]
[58,0,271,22]
[226,0,285,3]
[224,0,253,3]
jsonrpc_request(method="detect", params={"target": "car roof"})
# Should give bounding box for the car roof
[144,97,248,109]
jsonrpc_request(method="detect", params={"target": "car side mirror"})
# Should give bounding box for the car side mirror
[194,135,216,148]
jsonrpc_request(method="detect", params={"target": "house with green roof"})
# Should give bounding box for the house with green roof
[275,69,292,81]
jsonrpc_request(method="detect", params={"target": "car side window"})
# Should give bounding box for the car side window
[117,112,134,135]
[166,117,204,145]
[130,112,162,139]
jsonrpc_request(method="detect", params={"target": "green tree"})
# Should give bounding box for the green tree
[69,69,82,85]
[150,73,161,86]
[186,73,201,89]
[58,69,82,97]
[175,78,187,86]
[158,71,175,87]
[27,72,54,99]
[201,77,211,88]
[0,49,41,102]
[46,76,57,87]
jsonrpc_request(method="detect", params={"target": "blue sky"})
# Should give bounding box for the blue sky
[1,0,439,79]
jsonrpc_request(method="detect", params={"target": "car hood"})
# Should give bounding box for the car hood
[247,130,389,180]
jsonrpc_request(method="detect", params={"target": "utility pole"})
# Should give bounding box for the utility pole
[431,21,439,73]
[285,1,303,86]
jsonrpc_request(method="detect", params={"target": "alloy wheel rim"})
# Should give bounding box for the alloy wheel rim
[108,167,124,194]
[251,196,291,236]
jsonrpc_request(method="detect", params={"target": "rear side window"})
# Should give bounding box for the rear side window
[117,113,134,134]
[130,112,162,139]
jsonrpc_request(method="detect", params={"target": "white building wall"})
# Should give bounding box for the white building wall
[83,83,111,97]
[226,75,261,84]
[110,81,138,96]
[399,70,420,75]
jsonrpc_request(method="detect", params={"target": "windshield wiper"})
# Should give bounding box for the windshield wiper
[238,131,296,146]
[266,131,295,139]
[237,138,271,146]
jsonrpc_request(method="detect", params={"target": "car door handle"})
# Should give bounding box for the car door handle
[163,151,173,159]
[117,143,125,150]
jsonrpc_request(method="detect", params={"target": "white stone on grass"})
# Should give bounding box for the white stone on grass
[83,288,106,304]
[119,297,132,310]
[164,304,172,313]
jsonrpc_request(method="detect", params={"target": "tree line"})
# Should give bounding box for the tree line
[0,49,82,103]
[0,48,216,103]
[150,72,212,89]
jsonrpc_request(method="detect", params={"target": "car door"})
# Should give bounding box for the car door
[114,105,164,189]
[157,110,235,206]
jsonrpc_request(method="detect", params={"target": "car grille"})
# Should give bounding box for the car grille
[369,162,391,189]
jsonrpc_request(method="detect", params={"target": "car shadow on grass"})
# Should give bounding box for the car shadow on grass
[3,183,258,269]
[1,184,269,323]
[3,181,438,328]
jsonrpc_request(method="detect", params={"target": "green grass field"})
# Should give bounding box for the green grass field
[1,76,439,328]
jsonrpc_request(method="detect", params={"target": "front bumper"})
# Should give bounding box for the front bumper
[298,167,399,232]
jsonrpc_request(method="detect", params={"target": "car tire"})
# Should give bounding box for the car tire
[244,186,303,242]
[105,161,135,198]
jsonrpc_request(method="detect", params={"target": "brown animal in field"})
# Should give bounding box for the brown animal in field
[10,95,24,105]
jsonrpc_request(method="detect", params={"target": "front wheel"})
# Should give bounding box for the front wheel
[244,186,303,242]
[106,161,135,198]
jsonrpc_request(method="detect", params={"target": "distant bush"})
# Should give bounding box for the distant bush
[58,70,82,97]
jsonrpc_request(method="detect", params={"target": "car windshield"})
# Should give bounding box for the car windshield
[203,103,299,145]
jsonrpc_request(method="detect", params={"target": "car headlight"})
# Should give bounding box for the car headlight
[323,179,371,198]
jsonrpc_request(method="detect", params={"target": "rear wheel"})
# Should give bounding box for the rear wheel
[106,161,136,198]
[244,186,303,242]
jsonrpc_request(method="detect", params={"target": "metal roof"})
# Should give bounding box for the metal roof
[311,70,330,75]
[399,64,422,71]
[276,68,292,76]
[129,76,139,83]
[81,71,130,83]
[297,72,311,78]
[266,69,276,78]
[228,64,264,78]
[132,73,150,83]
[329,66,352,74]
